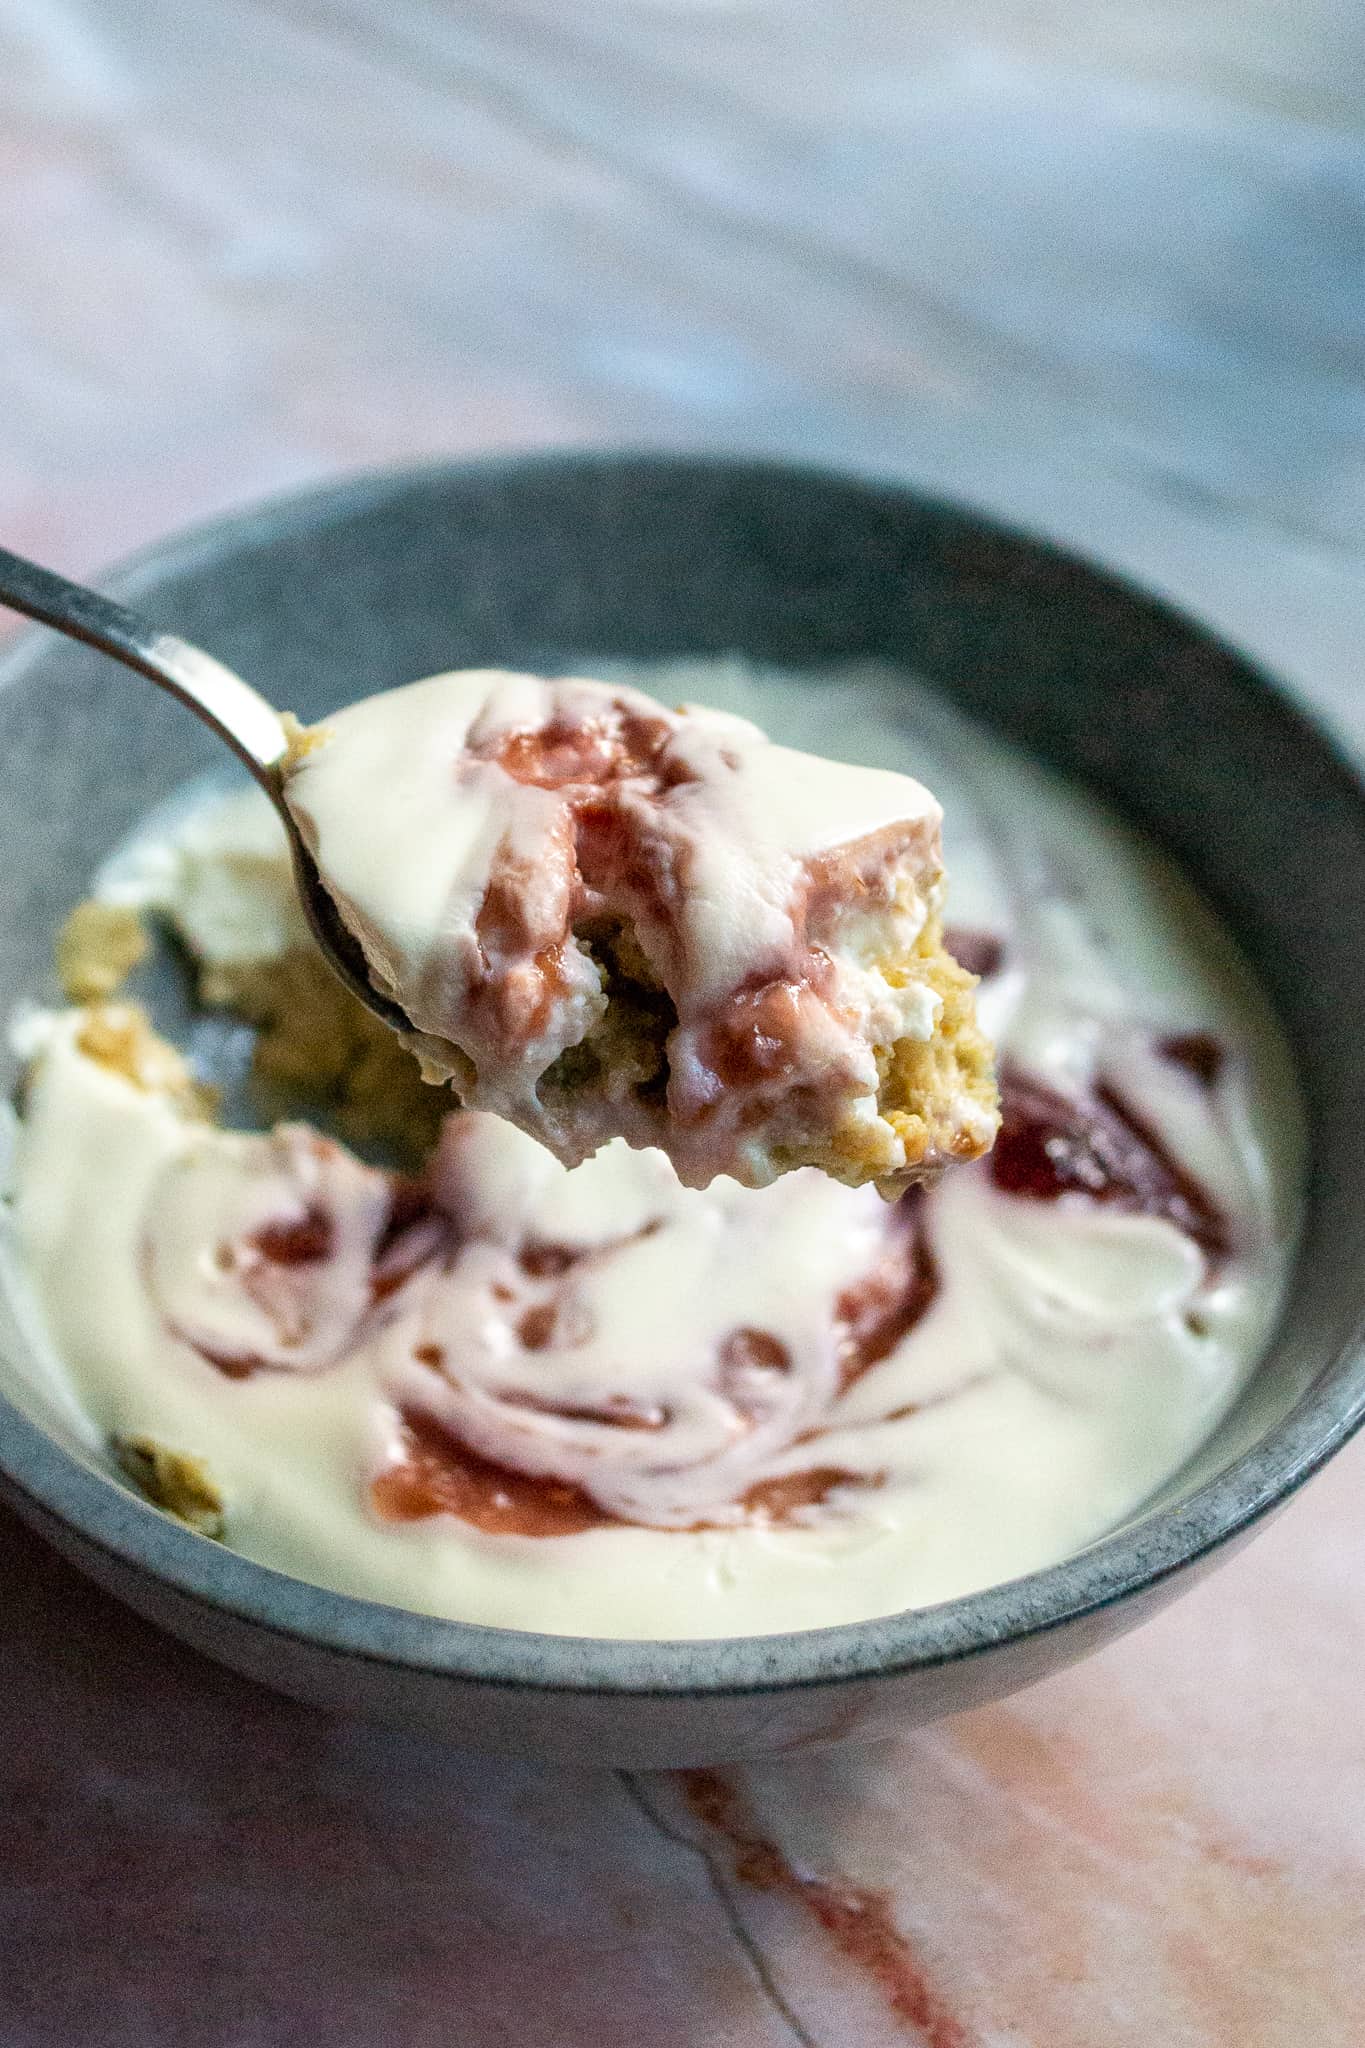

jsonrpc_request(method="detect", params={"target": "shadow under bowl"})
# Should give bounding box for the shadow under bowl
[0,451,1362,1767]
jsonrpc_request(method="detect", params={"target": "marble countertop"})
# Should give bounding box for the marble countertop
[2,2,1363,2039]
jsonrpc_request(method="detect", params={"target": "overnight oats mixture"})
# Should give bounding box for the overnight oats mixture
[0,661,1301,1639]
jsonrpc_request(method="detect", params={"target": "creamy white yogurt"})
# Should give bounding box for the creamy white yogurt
[1,662,1302,1639]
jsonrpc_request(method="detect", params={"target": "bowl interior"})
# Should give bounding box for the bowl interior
[1,451,1363,1689]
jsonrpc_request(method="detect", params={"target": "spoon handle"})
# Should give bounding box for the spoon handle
[0,545,287,783]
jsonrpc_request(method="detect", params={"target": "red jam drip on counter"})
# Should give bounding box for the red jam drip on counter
[682,1772,968,2046]
[990,1064,1230,1256]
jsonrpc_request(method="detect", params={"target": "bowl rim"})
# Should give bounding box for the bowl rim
[3,445,1364,1699]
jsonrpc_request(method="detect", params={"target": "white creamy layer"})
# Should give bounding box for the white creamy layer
[282,670,988,1188]
[99,783,311,977]
[2,662,1302,1639]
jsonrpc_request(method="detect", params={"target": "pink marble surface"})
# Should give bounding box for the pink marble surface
[3,1,1365,2040]
[4,1456,1363,2046]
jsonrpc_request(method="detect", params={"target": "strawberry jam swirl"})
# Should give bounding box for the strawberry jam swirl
[281,670,994,1190]
[133,1048,1235,1537]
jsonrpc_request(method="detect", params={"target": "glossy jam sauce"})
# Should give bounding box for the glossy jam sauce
[990,1066,1230,1257]
[374,1417,866,1534]
[373,1411,613,1537]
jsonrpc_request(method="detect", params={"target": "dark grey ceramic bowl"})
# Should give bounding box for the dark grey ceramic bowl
[1,453,1362,1768]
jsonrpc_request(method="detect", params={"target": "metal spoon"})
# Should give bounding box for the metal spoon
[0,544,408,1030]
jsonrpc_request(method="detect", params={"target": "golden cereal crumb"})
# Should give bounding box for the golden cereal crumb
[876,917,999,1189]
[56,901,149,1002]
[74,1002,218,1118]
[281,711,331,767]
[771,917,999,1194]
[208,948,447,1165]
[114,1434,225,1539]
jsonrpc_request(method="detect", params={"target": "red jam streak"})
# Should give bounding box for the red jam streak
[190,1181,448,1378]
[371,1413,865,1536]
[465,707,695,1068]
[835,1190,939,1387]
[247,1207,333,1266]
[373,1411,613,1536]
[719,1327,792,1376]
[475,695,926,1130]
[189,1340,259,1383]
[740,1467,864,1518]
[516,1303,558,1350]
[516,1217,662,1284]
[209,1036,1232,1535]
[468,811,578,1051]
[991,1065,1230,1256]
[695,972,836,1097]
[517,1240,583,1279]
[503,1390,667,1431]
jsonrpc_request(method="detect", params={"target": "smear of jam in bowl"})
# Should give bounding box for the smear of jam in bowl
[835,1191,939,1387]
[247,1207,334,1266]
[991,1064,1229,1257]
[373,1411,614,1537]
